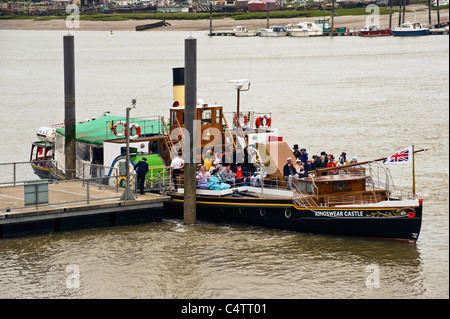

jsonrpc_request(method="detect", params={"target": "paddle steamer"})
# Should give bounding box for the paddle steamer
[29,68,425,242]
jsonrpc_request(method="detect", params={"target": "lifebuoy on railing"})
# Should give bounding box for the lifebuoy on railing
[113,121,126,137]
[255,115,271,129]
[112,121,141,140]
[128,122,141,140]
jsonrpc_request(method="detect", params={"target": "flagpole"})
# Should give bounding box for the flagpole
[412,144,416,196]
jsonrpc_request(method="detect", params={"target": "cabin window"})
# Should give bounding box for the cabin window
[92,147,103,164]
[201,109,212,125]
[149,141,159,154]
[171,111,176,126]
[298,182,306,192]
[215,109,221,124]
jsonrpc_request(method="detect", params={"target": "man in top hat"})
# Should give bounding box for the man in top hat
[293,144,301,160]
[134,157,149,195]
[283,157,298,187]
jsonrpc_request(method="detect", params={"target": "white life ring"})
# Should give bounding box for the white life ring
[113,121,141,140]
[128,122,141,140]
[113,121,126,137]
[255,115,271,128]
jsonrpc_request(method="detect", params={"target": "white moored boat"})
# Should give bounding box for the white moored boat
[259,26,287,37]
[234,26,258,37]
[286,22,323,37]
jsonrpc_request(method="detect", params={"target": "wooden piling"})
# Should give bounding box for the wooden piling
[209,2,213,37]
[63,34,76,180]
[183,37,197,225]
[389,0,393,29]
[437,0,441,28]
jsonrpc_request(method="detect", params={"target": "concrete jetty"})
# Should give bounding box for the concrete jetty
[0,180,171,238]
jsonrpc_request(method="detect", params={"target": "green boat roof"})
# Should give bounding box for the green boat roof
[56,115,163,146]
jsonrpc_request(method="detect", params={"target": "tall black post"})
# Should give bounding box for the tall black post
[437,0,441,28]
[209,1,213,36]
[402,0,406,24]
[389,0,393,29]
[428,0,432,26]
[332,0,335,30]
[183,37,197,225]
[64,34,76,179]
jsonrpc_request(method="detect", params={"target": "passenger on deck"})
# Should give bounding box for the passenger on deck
[293,144,301,160]
[250,160,267,187]
[234,163,248,186]
[206,169,231,190]
[311,154,323,170]
[349,157,360,167]
[170,152,184,190]
[294,159,306,177]
[283,157,298,187]
[315,155,328,175]
[221,164,236,187]
[196,165,210,189]
[337,152,349,166]
[209,160,219,173]
[203,149,214,171]
[304,159,316,176]
[300,148,308,164]
[327,155,336,168]
[316,155,327,169]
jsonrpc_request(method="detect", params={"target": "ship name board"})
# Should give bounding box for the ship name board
[314,210,364,217]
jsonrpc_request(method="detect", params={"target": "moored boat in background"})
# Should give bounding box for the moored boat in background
[359,25,392,36]
[393,22,430,36]
[234,26,259,37]
[259,26,287,37]
[286,22,323,37]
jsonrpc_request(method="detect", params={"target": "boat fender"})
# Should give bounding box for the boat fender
[255,115,271,128]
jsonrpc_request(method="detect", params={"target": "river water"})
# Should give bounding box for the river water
[0,30,448,299]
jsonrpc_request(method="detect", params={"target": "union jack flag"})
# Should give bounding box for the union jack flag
[384,146,413,164]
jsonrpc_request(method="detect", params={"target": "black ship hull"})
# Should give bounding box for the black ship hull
[165,194,422,242]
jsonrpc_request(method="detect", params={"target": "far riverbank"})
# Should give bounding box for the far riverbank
[0,4,448,32]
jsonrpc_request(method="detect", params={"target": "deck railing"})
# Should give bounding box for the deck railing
[0,175,125,214]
